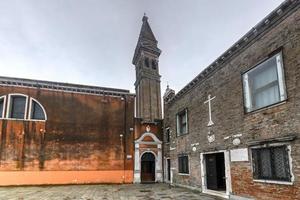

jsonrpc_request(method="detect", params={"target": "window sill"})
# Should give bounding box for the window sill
[5,118,26,121]
[0,118,46,122]
[245,100,287,115]
[178,173,190,176]
[28,119,47,122]
[253,179,293,185]
[177,133,188,138]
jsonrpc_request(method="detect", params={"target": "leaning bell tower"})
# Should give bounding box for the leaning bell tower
[132,15,162,122]
[132,15,163,183]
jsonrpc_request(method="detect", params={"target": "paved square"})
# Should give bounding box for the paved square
[0,184,223,200]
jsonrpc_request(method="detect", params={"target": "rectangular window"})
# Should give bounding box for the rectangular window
[176,109,188,136]
[243,52,286,112]
[178,155,189,174]
[252,146,291,182]
[166,128,170,143]
[9,96,26,119]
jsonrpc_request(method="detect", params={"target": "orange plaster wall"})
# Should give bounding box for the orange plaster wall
[0,170,133,186]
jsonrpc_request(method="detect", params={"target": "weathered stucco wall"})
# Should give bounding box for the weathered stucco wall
[0,86,135,185]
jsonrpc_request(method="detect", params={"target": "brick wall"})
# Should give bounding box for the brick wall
[164,4,300,200]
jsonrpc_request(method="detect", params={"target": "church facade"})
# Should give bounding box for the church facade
[0,0,300,200]
[163,1,300,199]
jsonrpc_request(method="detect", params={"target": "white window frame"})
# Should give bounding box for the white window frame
[250,143,294,185]
[243,52,287,112]
[6,93,29,120]
[176,108,188,136]
[28,97,47,121]
[0,95,7,119]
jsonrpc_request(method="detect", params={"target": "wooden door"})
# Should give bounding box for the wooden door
[167,159,171,181]
[205,154,218,190]
[141,153,155,183]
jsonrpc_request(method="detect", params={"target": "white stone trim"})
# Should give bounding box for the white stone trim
[134,132,163,183]
[276,52,287,101]
[135,132,162,144]
[28,97,47,121]
[164,157,171,183]
[200,150,232,199]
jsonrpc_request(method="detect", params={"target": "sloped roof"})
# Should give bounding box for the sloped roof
[0,76,134,97]
[132,15,161,65]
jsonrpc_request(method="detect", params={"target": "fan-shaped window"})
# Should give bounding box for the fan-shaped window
[8,95,27,119]
[30,98,46,120]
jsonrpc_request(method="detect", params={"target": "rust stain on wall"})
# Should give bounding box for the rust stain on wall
[0,86,135,184]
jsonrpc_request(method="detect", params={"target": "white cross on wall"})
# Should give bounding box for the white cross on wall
[204,94,216,127]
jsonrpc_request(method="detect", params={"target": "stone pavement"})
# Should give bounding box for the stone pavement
[0,183,224,200]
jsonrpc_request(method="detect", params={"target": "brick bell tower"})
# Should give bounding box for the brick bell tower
[132,15,163,183]
[133,15,162,121]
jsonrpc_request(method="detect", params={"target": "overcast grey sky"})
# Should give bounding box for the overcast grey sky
[0,0,284,93]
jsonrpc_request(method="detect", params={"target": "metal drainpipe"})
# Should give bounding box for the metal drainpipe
[123,95,127,183]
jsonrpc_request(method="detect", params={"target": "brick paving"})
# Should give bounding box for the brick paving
[0,184,223,200]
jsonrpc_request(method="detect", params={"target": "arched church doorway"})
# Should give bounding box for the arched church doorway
[141,152,155,183]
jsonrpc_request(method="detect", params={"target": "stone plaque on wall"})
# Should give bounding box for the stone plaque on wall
[230,148,249,162]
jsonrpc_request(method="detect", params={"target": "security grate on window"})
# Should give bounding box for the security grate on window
[252,146,291,182]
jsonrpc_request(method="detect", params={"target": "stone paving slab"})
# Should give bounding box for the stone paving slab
[0,184,224,200]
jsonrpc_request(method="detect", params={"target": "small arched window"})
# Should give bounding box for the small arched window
[29,98,47,120]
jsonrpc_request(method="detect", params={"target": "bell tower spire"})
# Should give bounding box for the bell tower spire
[133,15,162,121]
